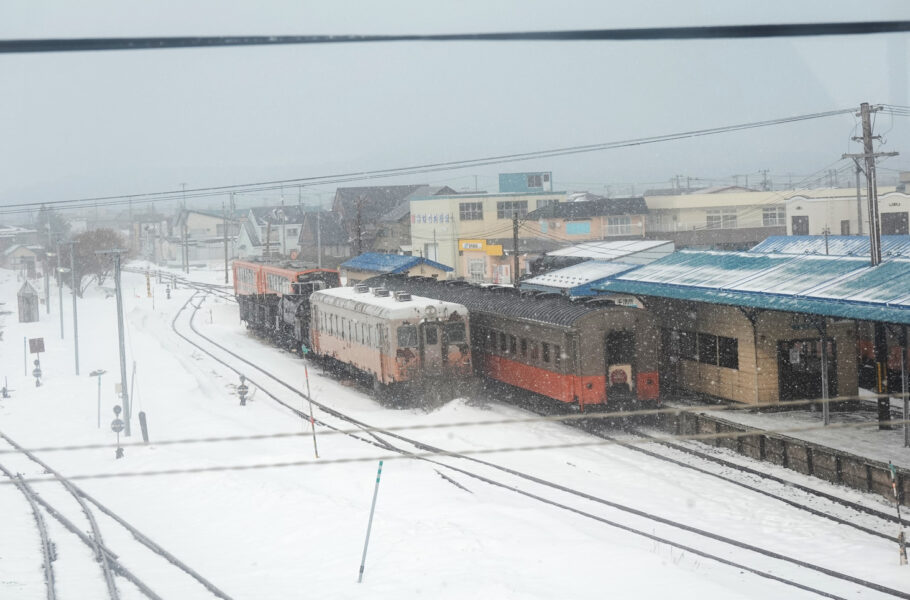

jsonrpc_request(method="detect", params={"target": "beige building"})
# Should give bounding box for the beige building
[409,190,565,283]
[786,189,908,236]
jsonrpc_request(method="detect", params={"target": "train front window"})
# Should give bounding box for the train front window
[397,325,418,347]
[425,326,438,345]
[444,322,466,343]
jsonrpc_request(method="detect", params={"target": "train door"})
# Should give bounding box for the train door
[605,330,635,401]
[420,321,444,376]
[777,338,838,401]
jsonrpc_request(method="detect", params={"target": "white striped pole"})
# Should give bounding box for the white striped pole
[357,460,384,583]
[304,366,318,459]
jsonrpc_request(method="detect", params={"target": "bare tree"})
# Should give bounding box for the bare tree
[62,229,129,296]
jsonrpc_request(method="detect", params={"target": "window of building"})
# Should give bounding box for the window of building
[542,342,550,363]
[718,336,739,369]
[679,330,697,360]
[566,221,591,235]
[706,208,738,229]
[468,259,485,283]
[540,221,548,233]
[762,207,786,226]
[840,220,851,235]
[537,198,559,210]
[527,174,543,188]
[497,201,528,220]
[607,216,632,235]
[459,202,484,221]
[697,333,717,365]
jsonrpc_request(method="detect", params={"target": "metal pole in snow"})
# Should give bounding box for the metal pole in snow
[888,461,908,565]
[23,337,26,376]
[304,366,318,459]
[357,460,384,583]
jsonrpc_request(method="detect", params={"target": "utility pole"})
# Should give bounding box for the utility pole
[355,196,363,256]
[265,220,272,262]
[182,223,189,274]
[223,200,229,284]
[98,250,131,437]
[69,242,79,375]
[855,163,864,235]
[316,210,322,268]
[843,102,900,429]
[512,213,520,287]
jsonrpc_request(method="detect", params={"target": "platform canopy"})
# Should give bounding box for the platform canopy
[750,235,910,259]
[594,250,910,325]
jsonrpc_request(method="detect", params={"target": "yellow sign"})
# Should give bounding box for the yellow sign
[459,239,503,256]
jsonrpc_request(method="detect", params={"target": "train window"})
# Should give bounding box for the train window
[499,332,507,353]
[444,322,466,343]
[398,325,418,347]
[530,342,539,360]
[718,336,739,369]
[425,326,439,345]
[520,338,527,357]
[554,345,561,369]
[606,331,635,364]
[698,333,718,365]
[509,335,517,355]
[486,330,495,351]
[542,342,550,363]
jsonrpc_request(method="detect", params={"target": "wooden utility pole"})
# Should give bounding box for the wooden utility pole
[512,214,520,286]
[843,102,900,429]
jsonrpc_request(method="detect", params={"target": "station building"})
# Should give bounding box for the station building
[595,249,910,405]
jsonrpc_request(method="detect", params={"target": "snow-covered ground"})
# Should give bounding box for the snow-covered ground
[1,264,909,599]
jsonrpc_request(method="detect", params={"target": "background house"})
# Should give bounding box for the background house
[524,194,649,242]
[236,205,306,259]
[171,208,240,263]
[295,210,350,268]
[333,185,428,255]
[372,186,457,255]
[339,252,453,284]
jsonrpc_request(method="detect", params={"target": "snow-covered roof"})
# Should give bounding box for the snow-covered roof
[341,252,453,274]
[312,285,467,321]
[521,261,639,296]
[545,240,674,262]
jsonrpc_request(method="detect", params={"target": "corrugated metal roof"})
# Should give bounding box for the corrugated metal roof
[750,235,910,258]
[340,252,453,274]
[545,239,674,261]
[363,275,613,328]
[521,261,639,296]
[595,250,910,325]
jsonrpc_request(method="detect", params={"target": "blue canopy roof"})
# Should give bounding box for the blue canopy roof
[594,250,910,325]
[341,252,453,274]
[751,235,910,259]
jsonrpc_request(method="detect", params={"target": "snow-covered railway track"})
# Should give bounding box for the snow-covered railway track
[0,463,57,599]
[0,432,235,600]
[172,289,910,600]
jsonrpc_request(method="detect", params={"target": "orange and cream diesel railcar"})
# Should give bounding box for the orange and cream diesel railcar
[309,285,473,395]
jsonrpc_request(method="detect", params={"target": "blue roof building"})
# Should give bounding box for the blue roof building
[340,252,453,284]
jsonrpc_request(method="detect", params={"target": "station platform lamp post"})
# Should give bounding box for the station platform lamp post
[90,369,106,428]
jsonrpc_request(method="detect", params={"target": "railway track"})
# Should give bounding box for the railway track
[171,287,910,600]
[0,431,234,600]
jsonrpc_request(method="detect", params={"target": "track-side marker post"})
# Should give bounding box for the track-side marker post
[889,461,908,565]
[357,460,383,583]
[304,365,318,459]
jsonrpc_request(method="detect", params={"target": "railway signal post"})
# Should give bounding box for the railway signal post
[112,405,125,459]
[237,375,248,406]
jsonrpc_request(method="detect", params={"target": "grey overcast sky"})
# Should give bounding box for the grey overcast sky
[1,1,909,213]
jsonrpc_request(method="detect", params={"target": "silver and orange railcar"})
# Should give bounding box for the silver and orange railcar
[309,284,473,398]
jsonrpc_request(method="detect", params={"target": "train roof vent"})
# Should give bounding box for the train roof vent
[394,291,412,302]
[354,284,369,294]
[373,287,391,297]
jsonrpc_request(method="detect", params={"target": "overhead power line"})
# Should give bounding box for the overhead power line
[2,21,910,54]
[0,108,855,216]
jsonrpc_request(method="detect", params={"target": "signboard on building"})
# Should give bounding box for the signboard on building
[28,338,45,354]
[458,239,503,256]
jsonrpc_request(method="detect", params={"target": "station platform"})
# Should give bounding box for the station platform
[657,390,910,505]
